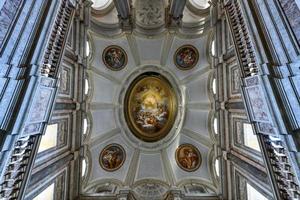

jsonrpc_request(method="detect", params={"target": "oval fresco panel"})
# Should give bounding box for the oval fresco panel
[124,73,177,142]
[174,45,199,70]
[99,144,125,171]
[175,144,202,172]
[102,45,127,70]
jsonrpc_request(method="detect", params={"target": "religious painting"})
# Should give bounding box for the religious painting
[102,45,127,71]
[124,73,177,142]
[175,144,201,172]
[174,45,199,70]
[99,144,125,171]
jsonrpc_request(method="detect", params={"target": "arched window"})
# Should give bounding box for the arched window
[213,117,218,134]
[91,0,111,9]
[82,158,87,177]
[215,158,220,177]
[211,40,216,57]
[212,78,217,95]
[190,0,210,9]
[86,40,90,57]
[83,118,88,135]
[84,78,89,95]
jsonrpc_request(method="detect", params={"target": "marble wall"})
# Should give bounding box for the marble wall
[0,0,22,49]
[279,0,300,44]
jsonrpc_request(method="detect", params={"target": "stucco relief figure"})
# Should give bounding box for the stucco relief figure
[102,45,127,70]
[174,45,199,70]
[125,74,177,142]
[176,144,201,172]
[247,86,269,121]
[99,144,125,171]
[135,0,164,28]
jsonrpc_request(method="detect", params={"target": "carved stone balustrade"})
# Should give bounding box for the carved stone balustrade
[223,0,300,199]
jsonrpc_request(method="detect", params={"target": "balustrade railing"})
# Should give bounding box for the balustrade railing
[41,0,73,78]
[0,136,39,199]
[224,0,300,199]
[0,0,76,199]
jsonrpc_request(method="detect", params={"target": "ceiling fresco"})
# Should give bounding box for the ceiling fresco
[124,73,177,142]
[83,0,218,199]
[99,143,126,172]
[175,143,202,172]
[174,45,199,70]
[102,45,127,71]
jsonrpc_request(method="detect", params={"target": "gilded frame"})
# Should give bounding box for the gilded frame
[124,73,178,142]
[102,45,128,71]
[174,45,199,70]
[175,143,202,172]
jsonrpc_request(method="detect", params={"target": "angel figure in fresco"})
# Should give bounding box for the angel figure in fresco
[178,48,196,66]
[134,86,168,132]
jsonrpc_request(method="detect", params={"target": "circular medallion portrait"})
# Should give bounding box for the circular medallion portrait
[175,144,201,172]
[99,144,125,171]
[102,45,127,70]
[124,73,178,142]
[174,45,199,70]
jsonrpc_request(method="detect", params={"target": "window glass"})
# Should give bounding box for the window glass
[82,159,87,177]
[247,183,268,200]
[215,159,220,177]
[211,40,216,57]
[213,117,218,134]
[91,0,110,8]
[86,40,90,57]
[191,0,210,8]
[38,124,58,153]
[83,118,88,135]
[212,78,216,95]
[84,79,89,95]
[33,183,55,200]
[243,123,260,152]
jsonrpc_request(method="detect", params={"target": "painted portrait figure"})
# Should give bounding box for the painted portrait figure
[174,45,199,70]
[99,144,125,171]
[176,144,201,172]
[102,45,127,70]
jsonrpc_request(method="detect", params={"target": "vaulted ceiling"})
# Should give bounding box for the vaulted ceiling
[81,0,220,199]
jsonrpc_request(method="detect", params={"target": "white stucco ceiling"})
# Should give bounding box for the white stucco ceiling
[82,1,219,199]
[82,31,219,197]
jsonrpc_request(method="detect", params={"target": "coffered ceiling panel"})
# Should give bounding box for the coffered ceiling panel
[183,109,211,138]
[166,134,211,183]
[89,73,118,103]
[89,109,117,140]
[185,72,211,103]
[135,36,165,64]
[89,35,136,80]
[87,134,135,184]
[135,152,166,182]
